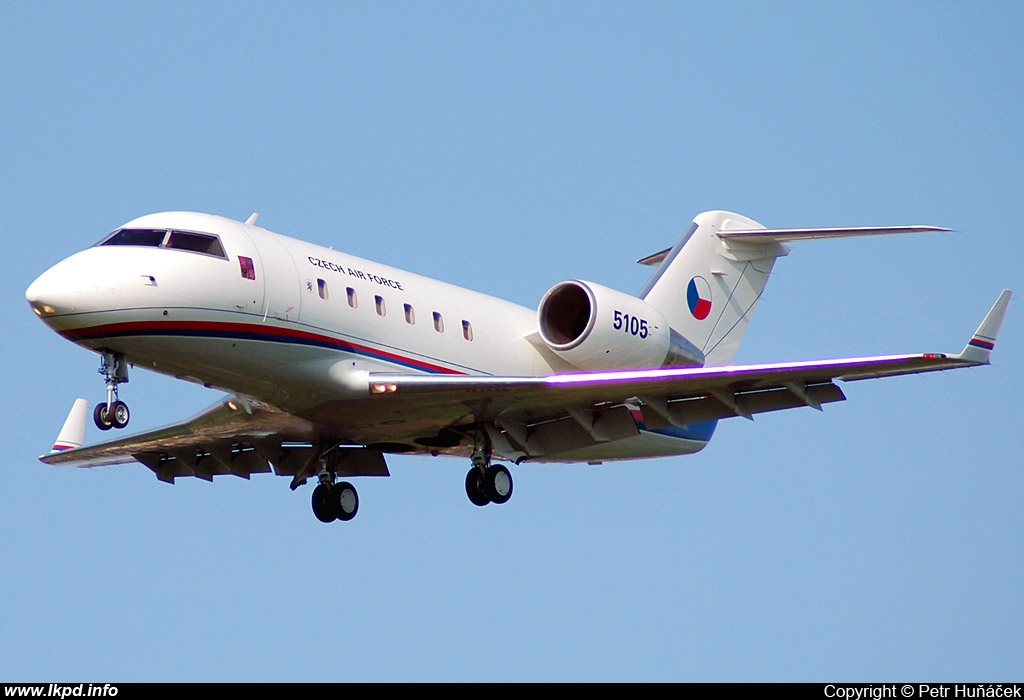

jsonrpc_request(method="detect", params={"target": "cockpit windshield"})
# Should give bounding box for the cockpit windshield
[165,231,226,257]
[98,229,227,259]
[100,228,166,247]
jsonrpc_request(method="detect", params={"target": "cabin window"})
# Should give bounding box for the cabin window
[462,320,474,341]
[347,287,358,308]
[100,228,167,247]
[432,312,444,333]
[404,303,415,324]
[317,278,329,300]
[375,295,386,316]
[166,231,227,258]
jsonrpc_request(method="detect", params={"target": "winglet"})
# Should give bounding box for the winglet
[956,290,1012,364]
[49,398,89,454]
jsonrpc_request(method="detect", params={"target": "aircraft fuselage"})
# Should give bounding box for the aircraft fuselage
[26,211,712,461]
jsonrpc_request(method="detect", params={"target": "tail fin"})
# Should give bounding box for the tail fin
[638,211,950,367]
[640,211,787,367]
[50,398,88,454]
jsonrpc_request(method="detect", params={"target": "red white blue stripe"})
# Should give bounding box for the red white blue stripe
[59,319,466,375]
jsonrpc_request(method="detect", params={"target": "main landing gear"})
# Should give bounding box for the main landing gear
[307,428,514,522]
[93,350,130,431]
[305,445,361,523]
[465,427,513,507]
[311,478,359,523]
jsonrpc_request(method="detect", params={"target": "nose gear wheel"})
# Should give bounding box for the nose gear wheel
[93,400,130,431]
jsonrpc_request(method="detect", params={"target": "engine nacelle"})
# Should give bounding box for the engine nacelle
[537,280,704,370]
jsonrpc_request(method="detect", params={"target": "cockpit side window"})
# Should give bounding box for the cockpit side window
[166,231,227,258]
[100,228,167,247]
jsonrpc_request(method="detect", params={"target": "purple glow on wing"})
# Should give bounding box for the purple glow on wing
[544,355,922,386]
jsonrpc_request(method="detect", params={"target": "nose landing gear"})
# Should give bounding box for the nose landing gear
[94,350,130,431]
[94,400,129,431]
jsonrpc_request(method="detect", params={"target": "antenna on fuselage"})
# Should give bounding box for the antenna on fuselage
[245,212,259,226]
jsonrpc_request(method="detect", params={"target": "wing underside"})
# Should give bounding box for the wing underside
[40,396,389,483]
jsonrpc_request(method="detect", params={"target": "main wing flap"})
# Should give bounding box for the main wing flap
[641,381,847,428]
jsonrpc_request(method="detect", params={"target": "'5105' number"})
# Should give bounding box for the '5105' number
[613,310,649,338]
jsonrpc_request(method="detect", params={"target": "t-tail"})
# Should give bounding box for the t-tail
[638,210,951,367]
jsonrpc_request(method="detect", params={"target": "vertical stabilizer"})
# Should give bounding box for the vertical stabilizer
[640,211,789,367]
[51,398,88,453]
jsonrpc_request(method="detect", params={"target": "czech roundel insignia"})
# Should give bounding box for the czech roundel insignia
[687,276,712,320]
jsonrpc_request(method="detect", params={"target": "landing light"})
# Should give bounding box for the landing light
[371,383,398,394]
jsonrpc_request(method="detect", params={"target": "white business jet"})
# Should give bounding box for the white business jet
[26,210,1011,522]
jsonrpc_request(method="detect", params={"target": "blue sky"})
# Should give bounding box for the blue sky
[2,2,1021,682]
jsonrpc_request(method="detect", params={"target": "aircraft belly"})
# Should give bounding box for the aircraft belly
[81,334,328,400]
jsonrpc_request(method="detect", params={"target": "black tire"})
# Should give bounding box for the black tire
[93,403,113,431]
[334,481,359,522]
[465,467,490,506]
[110,401,130,429]
[311,483,337,523]
[484,465,513,505]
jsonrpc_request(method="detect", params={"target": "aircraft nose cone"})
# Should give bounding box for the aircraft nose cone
[26,266,71,317]
[28,249,132,326]
[26,255,109,318]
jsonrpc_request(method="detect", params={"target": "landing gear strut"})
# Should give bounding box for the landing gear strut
[465,426,513,507]
[94,350,130,431]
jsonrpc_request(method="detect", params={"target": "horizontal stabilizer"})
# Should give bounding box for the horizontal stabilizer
[717,225,951,243]
[637,225,950,265]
